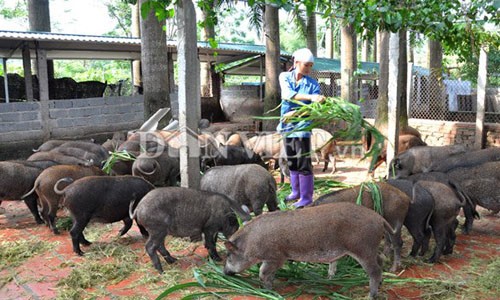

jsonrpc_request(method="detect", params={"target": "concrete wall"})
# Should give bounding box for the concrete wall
[0,96,144,159]
[220,85,264,122]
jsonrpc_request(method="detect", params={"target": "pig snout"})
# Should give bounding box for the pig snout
[223,266,236,276]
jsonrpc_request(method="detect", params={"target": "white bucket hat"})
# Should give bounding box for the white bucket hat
[293,48,314,63]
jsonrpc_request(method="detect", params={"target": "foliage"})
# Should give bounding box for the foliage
[101,150,136,175]
[0,0,26,19]
[105,0,133,36]
[156,256,461,299]
[54,60,131,84]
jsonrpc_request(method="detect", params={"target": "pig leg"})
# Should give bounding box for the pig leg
[24,195,44,224]
[419,228,432,256]
[145,231,173,273]
[385,227,403,272]
[137,223,149,238]
[70,216,91,255]
[252,204,263,216]
[158,243,177,264]
[356,254,383,299]
[427,226,446,263]
[443,219,458,255]
[259,260,284,290]
[118,218,133,236]
[462,203,477,234]
[204,230,221,261]
[47,199,60,234]
[265,197,278,212]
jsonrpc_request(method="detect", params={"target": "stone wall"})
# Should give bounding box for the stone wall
[0,96,144,159]
[409,119,500,148]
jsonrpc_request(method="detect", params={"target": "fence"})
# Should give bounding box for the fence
[311,69,500,124]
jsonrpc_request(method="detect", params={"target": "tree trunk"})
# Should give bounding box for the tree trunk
[340,23,357,103]
[200,4,216,97]
[131,2,142,95]
[28,0,53,80]
[140,0,171,128]
[306,12,317,56]
[375,30,409,135]
[361,30,371,62]
[325,17,334,58]
[375,30,389,130]
[399,29,408,127]
[427,38,445,119]
[262,4,281,131]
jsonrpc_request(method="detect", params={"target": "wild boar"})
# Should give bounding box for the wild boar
[131,187,252,273]
[225,133,243,146]
[243,133,282,161]
[28,151,92,166]
[223,202,394,299]
[132,151,180,186]
[387,178,435,256]
[0,161,50,224]
[49,146,102,166]
[389,144,468,178]
[430,147,500,173]
[312,182,410,272]
[22,165,106,234]
[200,164,278,215]
[200,145,266,172]
[413,181,463,263]
[370,134,427,173]
[447,161,500,215]
[311,128,337,174]
[407,171,479,234]
[32,138,94,152]
[54,175,155,255]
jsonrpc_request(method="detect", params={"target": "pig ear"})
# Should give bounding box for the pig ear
[224,241,238,252]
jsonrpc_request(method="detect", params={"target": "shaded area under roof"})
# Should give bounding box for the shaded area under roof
[0,30,291,64]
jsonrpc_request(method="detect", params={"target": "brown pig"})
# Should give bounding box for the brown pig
[223,202,394,299]
[22,164,106,234]
[312,182,410,272]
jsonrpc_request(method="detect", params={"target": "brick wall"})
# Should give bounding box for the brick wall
[0,96,144,158]
[409,119,500,148]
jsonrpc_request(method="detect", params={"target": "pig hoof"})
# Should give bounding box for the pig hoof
[36,218,44,224]
[165,256,177,264]
[426,257,437,264]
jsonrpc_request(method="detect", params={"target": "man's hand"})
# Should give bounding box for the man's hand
[312,95,326,103]
[282,110,296,123]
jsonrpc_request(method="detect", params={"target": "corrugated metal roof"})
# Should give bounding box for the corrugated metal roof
[0,30,141,44]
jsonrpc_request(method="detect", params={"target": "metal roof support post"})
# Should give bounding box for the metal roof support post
[2,58,9,103]
[22,44,34,101]
[474,47,487,150]
[177,0,201,189]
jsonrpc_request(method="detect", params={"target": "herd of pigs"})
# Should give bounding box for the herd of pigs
[0,127,499,299]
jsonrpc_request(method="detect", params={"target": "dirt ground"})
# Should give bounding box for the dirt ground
[0,157,499,299]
